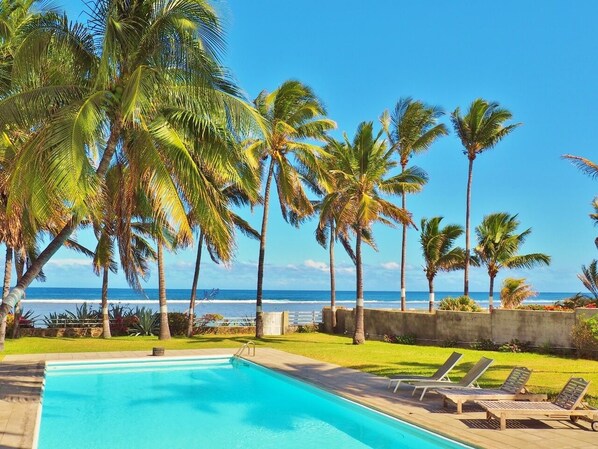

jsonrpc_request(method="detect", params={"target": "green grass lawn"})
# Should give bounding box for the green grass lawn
[3,332,597,405]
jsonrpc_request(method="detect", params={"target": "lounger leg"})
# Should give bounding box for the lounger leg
[411,386,418,396]
[419,387,427,401]
[393,380,402,393]
[457,400,462,414]
[500,413,506,431]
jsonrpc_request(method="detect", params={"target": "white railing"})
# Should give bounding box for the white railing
[288,310,322,325]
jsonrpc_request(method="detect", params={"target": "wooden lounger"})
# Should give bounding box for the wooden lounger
[438,367,547,414]
[478,377,598,431]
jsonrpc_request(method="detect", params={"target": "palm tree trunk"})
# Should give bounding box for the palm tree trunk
[12,251,25,339]
[400,188,407,311]
[0,247,13,351]
[329,220,336,330]
[158,241,171,340]
[464,157,474,296]
[428,277,435,313]
[0,120,123,323]
[353,226,365,345]
[101,267,111,338]
[488,274,495,312]
[187,231,204,337]
[255,159,275,338]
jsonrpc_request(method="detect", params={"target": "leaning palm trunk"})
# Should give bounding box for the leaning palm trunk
[158,241,171,340]
[255,160,275,338]
[400,187,408,310]
[329,220,337,330]
[101,267,111,338]
[353,228,365,344]
[187,232,204,337]
[464,158,474,296]
[0,122,123,323]
[12,252,25,339]
[0,247,13,351]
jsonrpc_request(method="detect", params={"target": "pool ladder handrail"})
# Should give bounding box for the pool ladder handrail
[234,341,256,357]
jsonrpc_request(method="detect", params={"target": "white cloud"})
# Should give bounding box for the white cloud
[381,261,400,270]
[304,259,329,272]
[46,258,91,268]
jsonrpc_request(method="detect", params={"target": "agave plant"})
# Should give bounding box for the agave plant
[128,307,159,336]
[66,303,101,327]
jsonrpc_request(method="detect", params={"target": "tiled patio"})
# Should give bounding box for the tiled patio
[1,348,596,449]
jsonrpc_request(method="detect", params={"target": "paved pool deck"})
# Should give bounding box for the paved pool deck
[1,348,596,449]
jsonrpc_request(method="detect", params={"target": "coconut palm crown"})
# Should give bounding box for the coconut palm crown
[0,0,259,320]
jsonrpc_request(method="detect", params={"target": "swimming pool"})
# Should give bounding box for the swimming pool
[37,356,473,449]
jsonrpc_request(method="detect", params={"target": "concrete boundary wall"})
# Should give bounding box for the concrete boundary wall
[327,307,598,349]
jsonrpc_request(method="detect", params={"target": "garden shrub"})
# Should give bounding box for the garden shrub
[167,312,189,336]
[297,323,319,333]
[470,338,498,351]
[571,316,598,359]
[383,334,417,345]
[195,313,224,334]
[438,296,482,312]
[498,339,530,353]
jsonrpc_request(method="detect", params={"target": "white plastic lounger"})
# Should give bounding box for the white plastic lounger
[437,367,547,413]
[405,356,494,401]
[387,351,463,393]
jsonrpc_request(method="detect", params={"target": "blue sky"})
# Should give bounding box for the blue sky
[27,0,597,293]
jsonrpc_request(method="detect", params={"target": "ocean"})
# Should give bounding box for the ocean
[16,288,575,321]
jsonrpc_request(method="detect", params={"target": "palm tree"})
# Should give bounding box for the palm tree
[563,154,598,249]
[500,278,537,309]
[451,99,521,296]
[319,122,419,344]
[474,212,550,310]
[92,163,156,338]
[248,80,335,338]
[0,0,260,322]
[186,184,259,337]
[420,217,465,312]
[381,98,447,310]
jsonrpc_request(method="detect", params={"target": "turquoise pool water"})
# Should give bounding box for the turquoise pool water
[38,356,472,449]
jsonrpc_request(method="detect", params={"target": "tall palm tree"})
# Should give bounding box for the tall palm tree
[451,99,521,296]
[0,0,260,322]
[186,184,259,337]
[248,80,335,338]
[474,212,550,310]
[381,98,446,310]
[420,217,466,312]
[320,122,419,344]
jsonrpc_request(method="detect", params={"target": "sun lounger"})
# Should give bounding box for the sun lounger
[437,367,547,413]
[387,351,463,393]
[478,377,598,431]
[405,356,494,400]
